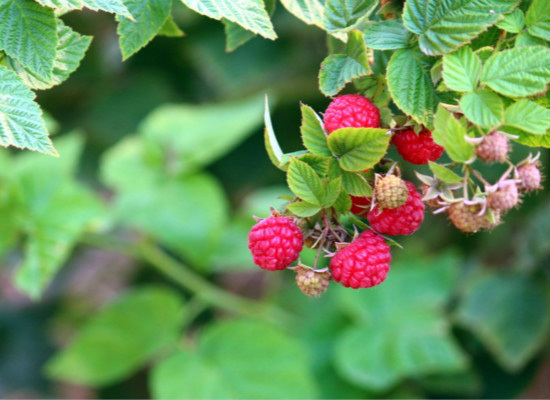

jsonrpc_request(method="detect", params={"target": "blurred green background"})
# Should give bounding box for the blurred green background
[0,3,549,399]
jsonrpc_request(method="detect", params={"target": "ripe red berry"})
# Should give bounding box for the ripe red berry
[330,230,391,289]
[350,195,371,216]
[324,94,380,134]
[367,181,425,235]
[248,215,303,271]
[476,131,509,163]
[392,129,444,165]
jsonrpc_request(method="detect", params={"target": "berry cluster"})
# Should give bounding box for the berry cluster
[250,94,544,297]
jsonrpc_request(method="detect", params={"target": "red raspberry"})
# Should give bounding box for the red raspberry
[475,131,509,163]
[392,129,444,165]
[324,94,380,133]
[517,162,542,192]
[350,195,371,216]
[248,215,303,271]
[367,181,425,235]
[330,230,391,289]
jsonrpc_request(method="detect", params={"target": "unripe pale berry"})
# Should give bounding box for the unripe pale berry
[517,162,542,192]
[487,180,519,211]
[374,175,408,209]
[295,267,331,297]
[476,132,509,163]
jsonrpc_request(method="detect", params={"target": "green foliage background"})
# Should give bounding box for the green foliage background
[0,1,549,399]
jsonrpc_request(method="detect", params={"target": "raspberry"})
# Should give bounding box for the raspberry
[487,180,519,211]
[350,195,371,216]
[475,131,509,162]
[323,94,380,134]
[330,230,391,289]
[367,181,424,235]
[248,215,303,271]
[295,267,331,297]
[392,128,444,165]
[517,162,542,192]
[448,202,490,233]
[374,174,408,209]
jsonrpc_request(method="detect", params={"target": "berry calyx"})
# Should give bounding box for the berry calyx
[295,267,331,297]
[367,181,425,236]
[248,214,303,271]
[330,230,391,289]
[487,180,519,211]
[475,131,509,163]
[392,128,444,165]
[517,162,542,192]
[374,174,408,209]
[448,202,491,233]
[323,94,380,134]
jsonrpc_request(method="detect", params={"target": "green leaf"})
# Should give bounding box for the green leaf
[504,99,550,134]
[525,0,550,41]
[6,21,92,90]
[428,162,462,184]
[328,160,372,196]
[323,177,342,208]
[0,0,58,80]
[298,153,330,176]
[363,19,411,50]
[459,90,503,129]
[455,273,550,371]
[442,46,481,92]
[0,66,57,155]
[150,320,317,398]
[334,253,468,391]
[300,104,331,156]
[319,30,371,97]
[403,0,518,56]
[287,200,322,217]
[514,32,548,47]
[432,105,475,163]
[180,0,276,39]
[47,287,185,386]
[327,127,389,172]
[387,48,437,127]
[116,0,173,60]
[333,189,352,213]
[263,95,285,170]
[480,46,550,97]
[158,15,184,37]
[324,0,377,33]
[223,0,275,51]
[287,158,325,207]
[511,129,550,148]
[496,8,524,33]
[139,94,264,174]
[279,0,324,29]
[35,0,133,18]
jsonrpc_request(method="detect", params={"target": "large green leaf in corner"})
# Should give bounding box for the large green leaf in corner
[35,0,133,18]
[47,287,185,386]
[403,0,518,56]
[324,0,377,33]
[0,66,57,155]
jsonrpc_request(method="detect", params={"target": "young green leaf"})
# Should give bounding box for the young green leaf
[328,160,372,196]
[504,99,550,135]
[287,201,322,217]
[116,0,173,60]
[0,0,58,80]
[180,0,276,39]
[298,153,331,176]
[223,0,275,51]
[6,22,92,90]
[264,95,285,170]
[327,127,390,172]
[324,0,377,33]
[403,0,518,56]
[512,130,550,148]
[300,104,331,156]
[442,46,481,92]
[333,189,352,213]
[387,48,437,128]
[525,0,550,41]
[363,19,411,50]
[323,177,342,208]
[319,30,371,96]
[35,0,133,19]
[287,158,326,206]
[0,67,57,155]
[158,16,184,37]
[46,287,185,386]
[480,46,550,97]
[514,32,548,47]
[428,162,462,184]
[432,106,474,163]
[459,90,503,129]
[496,8,525,33]
[279,0,324,28]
